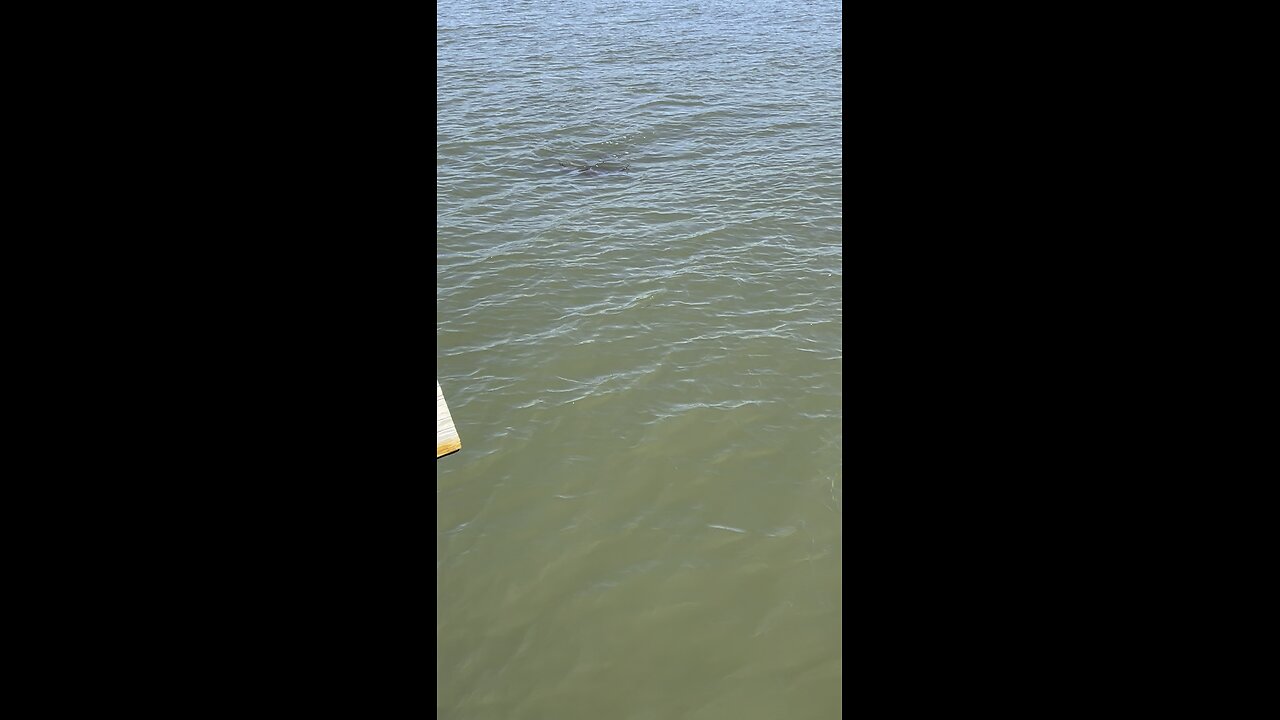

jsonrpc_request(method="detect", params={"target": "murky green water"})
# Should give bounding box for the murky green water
[437,1,841,717]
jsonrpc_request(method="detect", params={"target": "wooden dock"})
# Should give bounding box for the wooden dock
[437,381,461,458]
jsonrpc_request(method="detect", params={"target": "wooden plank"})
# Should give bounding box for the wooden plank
[437,381,461,458]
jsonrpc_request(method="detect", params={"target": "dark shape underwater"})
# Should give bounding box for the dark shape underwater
[557,160,631,176]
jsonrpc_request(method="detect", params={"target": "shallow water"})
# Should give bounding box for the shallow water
[437,1,841,717]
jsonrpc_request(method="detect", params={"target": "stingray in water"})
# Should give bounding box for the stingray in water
[557,160,631,177]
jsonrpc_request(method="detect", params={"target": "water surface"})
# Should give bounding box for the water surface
[438,2,841,717]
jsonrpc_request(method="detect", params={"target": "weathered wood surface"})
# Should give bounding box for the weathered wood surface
[437,381,461,458]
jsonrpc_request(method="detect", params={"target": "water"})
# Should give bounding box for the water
[437,1,841,717]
